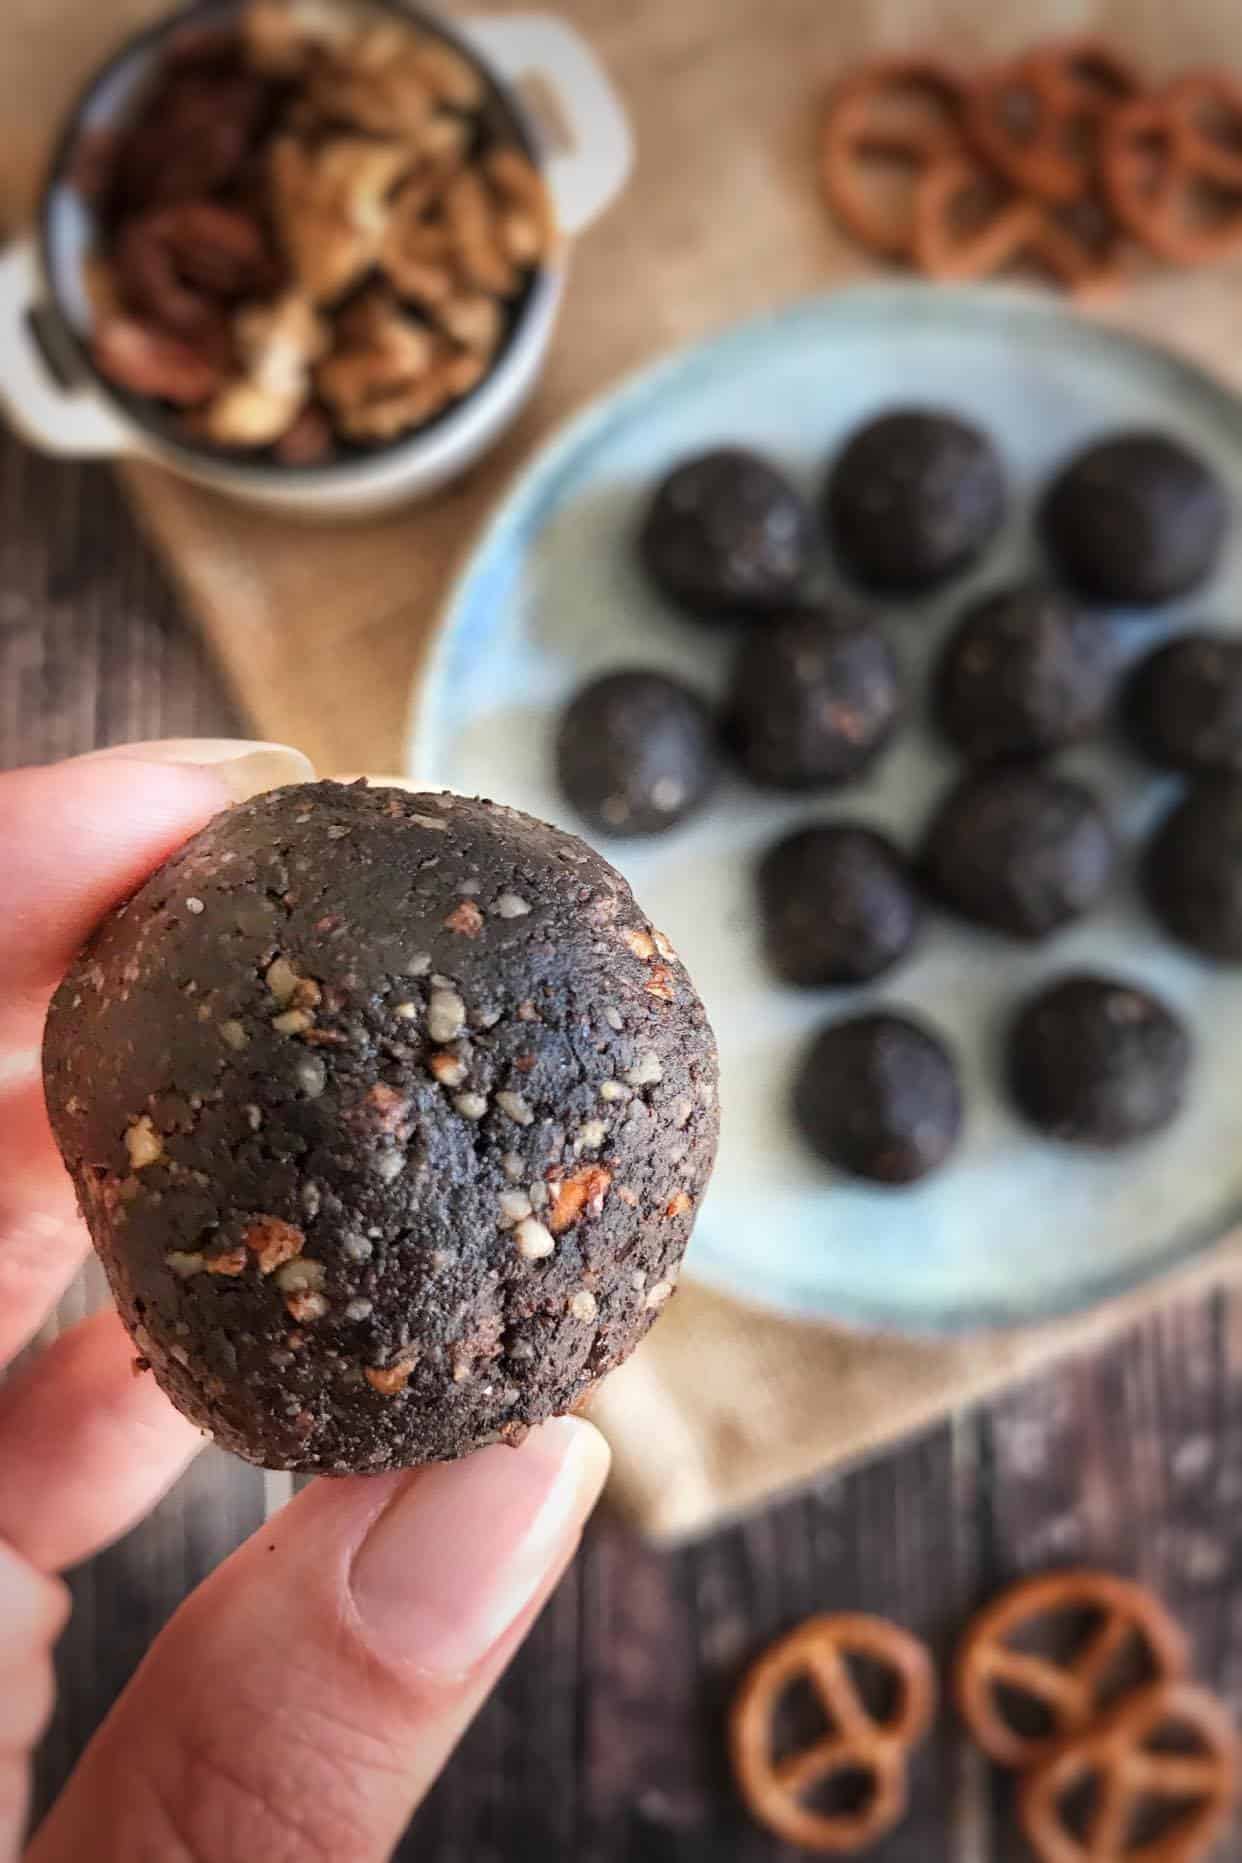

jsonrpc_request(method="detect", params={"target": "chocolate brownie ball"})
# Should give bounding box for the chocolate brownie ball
[1041,432,1228,606]
[1008,973,1191,1146]
[1123,631,1242,775]
[638,447,814,620]
[42,782,719,1474]
[920,768,1116,940]
[793,1010,963,1184]
[555,669,718,837]
[935,583,1116,764]
[824,409,1007,595]
[1143,777,1242,959]
[757,824,920,986]
[724,607,902,790]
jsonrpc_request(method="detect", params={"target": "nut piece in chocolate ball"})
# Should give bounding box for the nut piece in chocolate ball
[935,582,1116,764]
[758,824,920,986]
[1041,432,1228,606]
[724,607,903,791]
[920,767,1116,941]
[793,1010,963,1184]
[1008,973,1191,1147]
[556,669,718,838]
[1143,777,1242,960]
[1123,631,1242,775]
[824,409,1007,596]
[638,447,815,620]
[42,782,720,1475]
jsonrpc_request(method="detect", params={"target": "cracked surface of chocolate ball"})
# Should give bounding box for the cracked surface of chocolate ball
[638,447,814,620]
[1041,432,1228,605]
[1008,973,1191,1146]
[921,767,1116,940]
[555,668,719,837]
[793,1010,963,1184]
[1124,631,1242,776]
[935,582,1116,764]
[43,782,719,1473]
[1143,777,1242,960]
[824,408,1007,595]
[724,607,902,790]
[757,824,920,986]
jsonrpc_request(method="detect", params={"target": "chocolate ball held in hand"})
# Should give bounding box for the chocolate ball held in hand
[43,782,719,1474]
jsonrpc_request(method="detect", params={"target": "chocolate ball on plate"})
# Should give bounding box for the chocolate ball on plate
[793,1010,963,1184]
[555,668,719,837]
[757,824,920,987]
[935,582,1116,764]
[1143,777,1242,960]
[638,447,814,620]
[1041,432,1228,605]
[724,606,902,790]
[1008,973,1191,1146]
[43,782,720,1473]
[1123,631,1242,776]
[920,767,1116,941]
[824,408,1007,595]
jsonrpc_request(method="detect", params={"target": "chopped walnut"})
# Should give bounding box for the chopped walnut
[548,1166,612,1236]
[665,1191,693,1220]
[514,1216,556,1261]
[444,898,484,937]
[366,1354,418,1395]
[285,1288,329,1322]
[125,1115,164,1171]
[206,1245,248,1277]
[243,1215,305,1274]
[271,134,412,303]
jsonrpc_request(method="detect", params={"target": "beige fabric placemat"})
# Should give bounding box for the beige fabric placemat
[9,0,1242,1540]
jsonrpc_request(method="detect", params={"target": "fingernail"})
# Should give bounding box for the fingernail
[351,1417,609,1681]
[75,739,314,803]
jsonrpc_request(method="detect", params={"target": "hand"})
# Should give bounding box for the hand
[0,744,610,1863]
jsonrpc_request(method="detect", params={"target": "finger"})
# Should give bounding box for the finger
[0,1309,204,1573]
[29,1418,610,1863]
[0,1086,89,1368]
[0,744,310,1363]
[0,1543,69,1863]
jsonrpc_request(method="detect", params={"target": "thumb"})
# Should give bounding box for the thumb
[28,1418,609,1863]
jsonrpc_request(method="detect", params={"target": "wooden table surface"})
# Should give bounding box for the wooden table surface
[7,422,1242,1861]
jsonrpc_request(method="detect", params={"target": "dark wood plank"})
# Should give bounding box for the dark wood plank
[981,1298,1242,1861]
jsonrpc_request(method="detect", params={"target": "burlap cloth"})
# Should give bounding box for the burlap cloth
[9,0,1242,1541]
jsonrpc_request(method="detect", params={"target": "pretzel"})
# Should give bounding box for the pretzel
[1020,1681,1237,1863]
[964,40,1141,206]
[730,1613,935,1853]
[914,153,1042,279]
[956,1571,1189,1770]
[1102,91,1242,264]
[1164,72,1242,188]
[821,58,968,258]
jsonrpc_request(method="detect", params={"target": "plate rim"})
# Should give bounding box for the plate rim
[405,278,1242,1336]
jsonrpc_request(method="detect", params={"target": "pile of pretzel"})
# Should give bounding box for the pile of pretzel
[730,1568,1238,1857]
[820,42,1242,298]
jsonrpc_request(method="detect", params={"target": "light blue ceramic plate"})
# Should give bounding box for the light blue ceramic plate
[408,282,1242,1333]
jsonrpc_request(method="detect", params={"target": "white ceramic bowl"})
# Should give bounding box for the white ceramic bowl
[0,0,631,518]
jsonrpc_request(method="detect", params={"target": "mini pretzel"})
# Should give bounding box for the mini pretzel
[1164,72,1242,189]
[1102,92,1242,264]
[914,153,1042,280]
[821,58,968,258]
[956,1571,1189,1770]
[730,1613,935,1853]
[1020,1681,1237,1863]
[964,41,1140,207]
